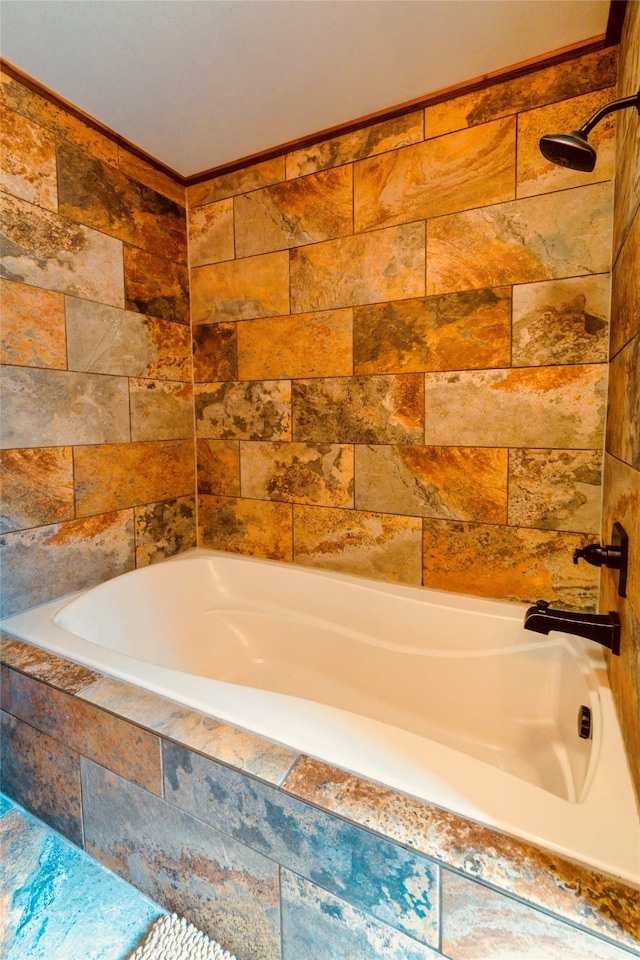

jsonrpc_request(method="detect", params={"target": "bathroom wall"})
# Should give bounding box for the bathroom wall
[0,69,196,618]
[187,47,618,613]
[601,3,640,801]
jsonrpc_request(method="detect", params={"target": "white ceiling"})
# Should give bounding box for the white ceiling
[0,0,611,178]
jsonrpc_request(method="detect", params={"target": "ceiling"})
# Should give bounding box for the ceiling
[0,0,612,178]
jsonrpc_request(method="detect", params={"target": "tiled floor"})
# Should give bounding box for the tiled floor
[0,793,165,960]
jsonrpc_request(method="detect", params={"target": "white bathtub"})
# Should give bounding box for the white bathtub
[2,549,639,883]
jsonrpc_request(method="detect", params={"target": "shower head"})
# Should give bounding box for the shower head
[539,87,640,172]
[539,131,596,172]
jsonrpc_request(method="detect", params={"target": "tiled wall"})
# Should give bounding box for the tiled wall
[0,70,196,617]
[601,3,640,801]
[2,637,639,960]
[188,47,618,612]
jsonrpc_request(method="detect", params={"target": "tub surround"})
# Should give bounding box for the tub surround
[1,634,638,960]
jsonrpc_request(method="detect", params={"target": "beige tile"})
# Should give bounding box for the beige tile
[197,439,240,496]
[187,157,286,206]
[191,251,290,325]
[423,366,607,449]
[235,165,352,257]
[0,279,66,369]
[610,211,640,358]
[118,147,186,205]
[0,637,101,694]
[195,380,291,441]
[606,335,640,470]
[129,379,194,442]
[354,288,511,375]
[0,105,57,210]
[508,449,602,533]
[134,496,197,567]
[423,520,598,609]
[293,375,423,445]
[426,182,612,295]
[290,223,425,313]
[198,495,293,561]
[0,447,74,533]
[355,117,515,231]
[512,275,609,367]
[355,445,507,523]
[188,199,234,267]
[517,87,616,198]
[237,309,353,381]
[240,442,354,507]
[293,504,422,585]
[1,193,124,307]
[286,111,424,178]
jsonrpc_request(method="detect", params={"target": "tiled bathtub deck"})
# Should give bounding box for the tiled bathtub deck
[1,634,639,960]
[0,794,164,960]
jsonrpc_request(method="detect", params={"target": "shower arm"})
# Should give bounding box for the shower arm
[577,89,640,138]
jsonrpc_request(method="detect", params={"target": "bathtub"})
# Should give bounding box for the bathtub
[2,548,639,884]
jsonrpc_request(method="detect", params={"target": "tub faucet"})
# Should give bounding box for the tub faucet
[524,600,621,655]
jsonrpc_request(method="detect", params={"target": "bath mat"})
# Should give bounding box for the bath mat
[127,913,238,960]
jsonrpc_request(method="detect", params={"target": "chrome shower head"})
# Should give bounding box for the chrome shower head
[539,131,597,172]
[539,87,640,172]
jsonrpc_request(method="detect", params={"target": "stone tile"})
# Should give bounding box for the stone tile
[441,870,635,960]
[0,447,74,533]
[79,676,297,785]
[187,198,234,267]
[197,440,240,496]
[425,47,617,137]
[612,95,640,259]
[427,182,612,295]
[163,740,440,948]
[293,504,423,585]
[282,757,640,951]
[0,638,101,694]
[57,142,187,263]
[508,449,602,533]
[0,279,66,368]
[118,146,185,205]
[82,758,281,960]
[240,441,354,507]
[195,380,291,441]
[0,105,57,211]
[422,520,599,609]
[129,379,194,442]
[237,308,353,381]
[198,495,293,561]
[0,366,130,449]
[606,335,640,470]
[281,871,440,960]
[519,87,617,199]
[134,496,197,567]
[1,805,163,960]
[10,671,163,794]
[0,511,135,618]
[423,365,607,449]
[1,70,119,166]
[610,212,640,358]
[355,117,515,232]
[290,222,425,313]
[1,664,11,712]
[124,245,190,324]
[600,454,640,804]
[191,251,289,325]
[74,440,195,515]
[187,157,286,206]
[293,375,424,444]
[65,296,192,380]
[1,193,124,307]
[512,275,609,367]
[286,111,424,178]
[355,445,507,523]
[353,287,511,375]
[0,710,83,845]
[192,322,237,382]
[235,165,353,257]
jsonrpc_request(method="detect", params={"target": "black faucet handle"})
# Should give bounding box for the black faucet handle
[573,543,621,567]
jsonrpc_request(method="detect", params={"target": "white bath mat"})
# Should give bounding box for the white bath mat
[127,913,238,960]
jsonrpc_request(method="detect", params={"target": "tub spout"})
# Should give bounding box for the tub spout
[524,600,620,655]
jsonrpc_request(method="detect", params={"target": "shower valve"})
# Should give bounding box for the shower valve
[573,522,628,599]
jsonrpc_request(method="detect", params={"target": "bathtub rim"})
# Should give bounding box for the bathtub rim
[1,547,639,886]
